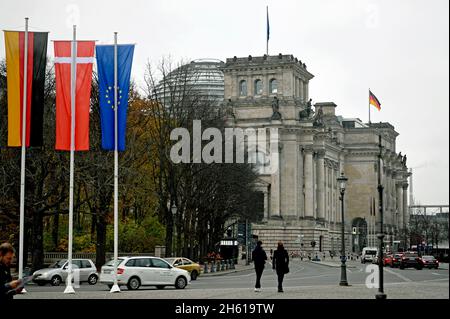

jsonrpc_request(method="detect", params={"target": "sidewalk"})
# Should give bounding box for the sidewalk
[309,259,359,268]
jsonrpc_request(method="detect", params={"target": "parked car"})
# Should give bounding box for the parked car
[421,255,439,269]
[399,253,423,270]
[165,257,202,280]
[32,259,98,286]
[383,254,393,266]
[361,247,378,264]
[99,256,190,290]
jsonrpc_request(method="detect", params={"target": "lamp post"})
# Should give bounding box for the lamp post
[376,134,387,299]
[171,203,178,257]
[337,172,349,286]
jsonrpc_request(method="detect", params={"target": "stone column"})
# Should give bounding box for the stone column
[316,152,325,220]
[304,147,314,218]
[263,190,269,221]
[298,145,304,218]
[304,81,309,101]
[396,183,403,229]
[299,79,304,101]
[270,133,281,219]
[402,183,409,229]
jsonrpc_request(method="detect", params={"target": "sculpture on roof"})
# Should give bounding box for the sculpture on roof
[313,106,324,127]
[271,96,282,120]
[299,98,313,120]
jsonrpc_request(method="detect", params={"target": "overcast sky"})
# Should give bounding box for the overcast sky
[1,0,448,206]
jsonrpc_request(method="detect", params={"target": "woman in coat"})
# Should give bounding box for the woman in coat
[272,241,289,292]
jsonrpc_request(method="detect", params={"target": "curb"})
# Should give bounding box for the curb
[201,265,254,277]
[309,261,357,268]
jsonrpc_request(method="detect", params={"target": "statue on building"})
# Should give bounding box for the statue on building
[299,98,313,120]
[225,98,235,118]
[402,154,407,167]
[271,96,282,120]
[313,106,324,127]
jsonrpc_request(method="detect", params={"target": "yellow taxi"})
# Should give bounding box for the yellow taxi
[165,257,202,280]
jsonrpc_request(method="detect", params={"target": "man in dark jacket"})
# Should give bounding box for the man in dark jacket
[251,240,267,292]
[0,242,22,301]
[272,241,289,292]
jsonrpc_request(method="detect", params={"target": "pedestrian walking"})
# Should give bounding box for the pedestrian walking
[0,242,23,301]
[251,240,267,292]
[272,241,289,292]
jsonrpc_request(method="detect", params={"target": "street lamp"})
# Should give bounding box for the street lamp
[337,172,349,286]
[376,134,387,299]
[171,203,178,257]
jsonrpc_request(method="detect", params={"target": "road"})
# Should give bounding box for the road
[16,260,449,299]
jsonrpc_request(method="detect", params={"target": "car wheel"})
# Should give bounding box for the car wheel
[51,275,62,286]
[191,270,198,281]
[400,265,405,270]
[88,274,98,285]
[37,282,46,286]
[175,276,187,289]
[127,277,141,290]
[156,285,165,290]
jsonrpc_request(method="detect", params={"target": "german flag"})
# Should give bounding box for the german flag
[4,31,48,147]
[369,90,381,111]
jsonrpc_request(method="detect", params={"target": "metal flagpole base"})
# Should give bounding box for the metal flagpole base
[64,284,75,294]
[375,292,387,300]
[110,284,121,293]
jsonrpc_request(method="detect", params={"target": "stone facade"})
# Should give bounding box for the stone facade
[221,54,410,256]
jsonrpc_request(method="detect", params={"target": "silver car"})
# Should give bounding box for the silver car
[32,259,98,286]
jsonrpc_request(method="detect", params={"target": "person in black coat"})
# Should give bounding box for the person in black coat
[272,241,289,292]
[0,242,23,301]
[251,240,267,292]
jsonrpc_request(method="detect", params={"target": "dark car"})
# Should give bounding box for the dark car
[421,256,439,269]
[399,253,423,270]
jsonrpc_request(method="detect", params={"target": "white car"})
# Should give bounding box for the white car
[99,256,191,290]
[32,259,98,286]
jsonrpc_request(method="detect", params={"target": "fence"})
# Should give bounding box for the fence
[13,252,155,266]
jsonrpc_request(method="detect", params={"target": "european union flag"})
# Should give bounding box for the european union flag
[96,44,134,151]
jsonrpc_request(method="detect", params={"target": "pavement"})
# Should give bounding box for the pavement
[201,262,255,277]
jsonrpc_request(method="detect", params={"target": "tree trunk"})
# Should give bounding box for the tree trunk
[95,213,107,270]
[31,210,44,272]
[52,212,59,249]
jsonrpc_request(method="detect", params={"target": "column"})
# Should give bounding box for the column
[396,184,403,229]
[263,191,269,221]
[316,152,325,220]
[299,79,304,101]
[304,81,309,100]
[402,183,409,229]
[270,132,281,218]
[298,145,304,218]
[304,148,314,218]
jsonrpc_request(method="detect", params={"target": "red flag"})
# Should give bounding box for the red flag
[54,41,95,151]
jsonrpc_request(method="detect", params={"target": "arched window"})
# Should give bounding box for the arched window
[239,80,247,96]
[269,78,278,94]
[254,79,263,95]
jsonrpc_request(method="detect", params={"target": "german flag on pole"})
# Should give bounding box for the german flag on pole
[4,31,48,147]
[369,90,381,111]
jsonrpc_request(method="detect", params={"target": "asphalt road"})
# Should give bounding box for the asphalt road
[20,260,449,294]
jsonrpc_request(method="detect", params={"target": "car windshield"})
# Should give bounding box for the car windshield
[394,254,403,258]
[422,256,434,260]
[165,258,176,264]
[405,254,418,258]
[49,260,67,268]
[104,258,124,267]
[366,251,377,255]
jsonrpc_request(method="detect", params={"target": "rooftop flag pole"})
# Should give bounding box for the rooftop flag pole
[266,6,269,56]
[64,24,77,294]
[369,88,371,125]
[18,17,29,293]
[110,31,121,293]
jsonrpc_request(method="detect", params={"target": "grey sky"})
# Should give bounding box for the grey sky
[1,0,448,205]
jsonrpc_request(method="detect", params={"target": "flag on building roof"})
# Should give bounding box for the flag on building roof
[369,90,381,111]
[4,31,48,147]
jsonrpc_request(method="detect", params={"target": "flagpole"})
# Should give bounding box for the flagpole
[64,24,76,294]
[266,6,269,56]
[368,89,371,125]
[18,17,29,293]
[110,31,121,293]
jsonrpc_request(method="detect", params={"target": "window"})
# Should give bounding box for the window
[125,259,136,267]
[81,260,92,268]
[239,80,247,96]
[254,79,262,95]
[135,258,152,267]
[182,258,192,265]
[151,258,171,269]
[269,78,278,94]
